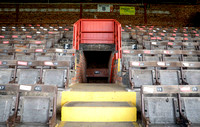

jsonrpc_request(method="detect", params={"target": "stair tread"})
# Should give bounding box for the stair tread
[58,122,138,127]
[63,102,134,107]
[70,83,126,92]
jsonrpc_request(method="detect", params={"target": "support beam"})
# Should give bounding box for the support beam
[80,4,83,19]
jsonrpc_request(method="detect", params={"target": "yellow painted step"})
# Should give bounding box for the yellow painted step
[61,102,137,122]
[61,91,136,106]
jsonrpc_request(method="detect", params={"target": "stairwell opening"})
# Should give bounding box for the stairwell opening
[84,51,112,83]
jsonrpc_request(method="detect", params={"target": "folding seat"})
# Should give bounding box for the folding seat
[157,70,181,85]
[42,69,68,88]
[122,39,137,47]
[142,85,180,127]
[129,69,154,88]
[14,44,28,49]
[16,69,40,85]
[180,97,200,125]
[144,97,179,124]
[0,69,14,84]
[122,55,139,70]
[122,32,130,40]
[46,40,53,48]
[36,55,53,61]
[16,85,57,127]
[30,44,45,49]
[184,46,196,50]
[183,70,200,85]
[0,44,12,49]
[164,56,180,62]
[16,54,34,61]
[56,55,74,61]
[56,55,74,68]
[144,56,160,61]
[0,55,14,60]
[63,31,73,39]
[183,56,199,62]
[0,85,18,126]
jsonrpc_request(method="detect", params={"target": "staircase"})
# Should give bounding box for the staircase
[59,83,137,127]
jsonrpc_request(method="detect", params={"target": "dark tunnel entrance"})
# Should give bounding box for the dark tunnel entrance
[84,51,112,83]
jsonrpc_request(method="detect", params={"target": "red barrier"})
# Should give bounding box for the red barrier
[73,19,121,59]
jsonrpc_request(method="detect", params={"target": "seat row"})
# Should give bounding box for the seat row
[0,84,57,127]
[122,25,199,33]
[141,85,200,127]
[0,60,72,88]
[128,61,200,88]
[122,49,200,70]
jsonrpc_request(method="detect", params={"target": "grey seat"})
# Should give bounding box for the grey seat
[16,55,34,61]
[144,97,178,124]
[0,55,14,60]
[183,70,200,85]
[16,69,40,85]
[0,96,16,123]
[43,69,67,88]
[18,96,51,123]
[130,69,154,88]
[0,85,18,126]
[36,55,52,61]
[164,56,180,62]
[122,32,130,40]
[0,69,14,84]
[56,55,74,68]
[144,56,160,61]
[16,85,56,126]
[181,97,200,124]
[158,70,180,85]
[183,56,199,62]
[122,55,139,70]
[56,55,74,61]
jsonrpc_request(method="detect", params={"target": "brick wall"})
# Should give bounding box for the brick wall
[0,4,199,26]
[71,51,87,84]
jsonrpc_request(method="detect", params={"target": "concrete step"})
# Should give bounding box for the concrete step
[57,122,139,127]
[61,101,137,122]
[61,89,136,106]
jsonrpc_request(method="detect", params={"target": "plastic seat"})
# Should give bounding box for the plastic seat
[144,97,179,125]
[0,69,14,84]
[158,70,181,85]
[183,70,200,85]
[180,97,200,124]
[16,69,40,85]
[129,69,154,88]
[42,69,67,88]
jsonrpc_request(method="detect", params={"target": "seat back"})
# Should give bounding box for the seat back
[42,69,67,88]
[17,85,57,126]
[16,69,40,85]
[0,69,14,84]
[158,70,180,85]
[179,85,200,125]
[141,85,180,126]
[0,85,18,124]
[129,69,154,88]
[144,97,177,124]
[183,70,200,85]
